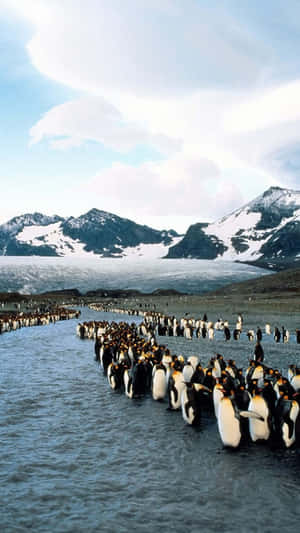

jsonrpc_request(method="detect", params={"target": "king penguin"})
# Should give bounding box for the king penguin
[275,393,300,448]
[168,369,186,410]
[181,382,207,426]
[217,389,263,448]
[152,362,167,401]
[248,386,271,442]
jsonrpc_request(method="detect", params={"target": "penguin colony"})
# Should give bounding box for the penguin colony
[89,303,300,344]
[0,308,80,335]
[77,318,300,450]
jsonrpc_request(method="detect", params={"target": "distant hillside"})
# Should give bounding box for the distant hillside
[211,266,300,296]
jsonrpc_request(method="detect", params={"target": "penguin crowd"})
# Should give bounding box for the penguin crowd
[0,307,80,335]
[78,319,300,450]
[88,303,300,344]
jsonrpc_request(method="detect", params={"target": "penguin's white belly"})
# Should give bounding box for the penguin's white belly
[181,390,195,425]
[123,370,133,398]
[182,365,194,383]
[170,377,185,409]
[152,369,167,400]
[248,397,270,441]
[291,375,300,392]
[213,386,224,418]
[217,399,241,448]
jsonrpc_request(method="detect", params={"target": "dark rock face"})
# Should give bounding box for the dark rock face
[4,241,59,256]
[166,223,227,259]
[259,220,300,259]
[230,235,249,254]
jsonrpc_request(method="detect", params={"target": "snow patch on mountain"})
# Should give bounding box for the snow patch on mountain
[113,236,182,259]
[204,210,261,260]
[1,213,63,236]
[14,221,180,258]
[16,222,95,256]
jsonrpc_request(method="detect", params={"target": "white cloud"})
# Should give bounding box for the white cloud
[223,81,300,134]
[84,153,243,223]
[3,0,300,229]
[19,0,268,95]
[29,96,181,154]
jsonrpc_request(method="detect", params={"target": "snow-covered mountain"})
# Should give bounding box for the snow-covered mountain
[166,186,300,270]
[0,209,180,259]
[2,187,299,268]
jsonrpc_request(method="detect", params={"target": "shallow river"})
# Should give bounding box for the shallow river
[1,306,300,532]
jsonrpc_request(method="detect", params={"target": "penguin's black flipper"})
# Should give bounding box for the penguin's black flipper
[184,401,192,419]
[282,400,294,439]
[172,383,178,403]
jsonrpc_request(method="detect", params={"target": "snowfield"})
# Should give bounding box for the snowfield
[16,222,96,256]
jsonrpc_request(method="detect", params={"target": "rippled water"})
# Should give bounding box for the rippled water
[0,256,270,294]
[1,306,300,533]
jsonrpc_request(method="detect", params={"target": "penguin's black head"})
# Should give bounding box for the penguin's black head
[222,378,231,392]
[223,388,235,398]
[173,360,183,371]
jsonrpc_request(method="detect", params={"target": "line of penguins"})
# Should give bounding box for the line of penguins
[0,307,80,335]
[84,319,300,450]
[137,312,293,344]
[88,303,300,344]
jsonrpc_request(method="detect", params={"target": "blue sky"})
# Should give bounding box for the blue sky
[1,1,300,232]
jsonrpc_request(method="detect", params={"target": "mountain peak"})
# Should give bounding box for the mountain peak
[263,186,283,195]
[85,208,111,217]
[167,185,300,269]
[249,185,300,212]
[0,212,64,235]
